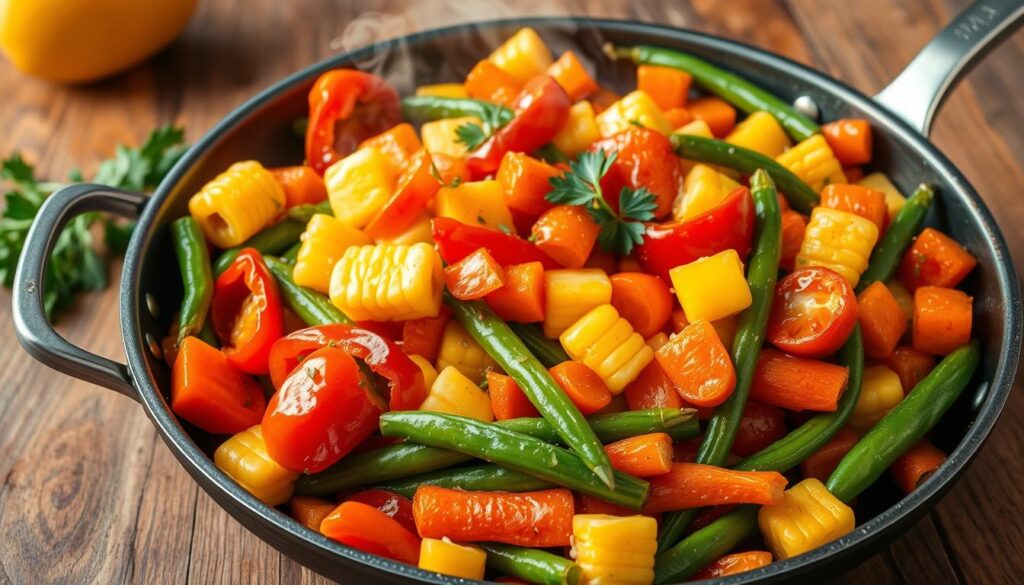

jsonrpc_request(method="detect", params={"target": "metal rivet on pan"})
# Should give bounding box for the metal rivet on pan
[793,95,820,121]
[145,332,163,360]
[146,293,160,319]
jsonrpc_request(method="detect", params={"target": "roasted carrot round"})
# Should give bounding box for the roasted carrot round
[531,205,600,268]
[320,501,421,565]
[488,371,540,420]
[822,118,872,166]
[548,361,613,415]
[624,361,684,410]
[643,463,788,513]
[890,439,946,493]
[610,272,673,338]
[603,432,674,477]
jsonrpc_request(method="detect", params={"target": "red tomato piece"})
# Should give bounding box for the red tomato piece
[766,267,858,358]
[731,402,787,457]
[589,126,682,219]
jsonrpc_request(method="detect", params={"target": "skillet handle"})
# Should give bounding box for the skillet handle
[874,0,1024,137]
[12,184,148,401]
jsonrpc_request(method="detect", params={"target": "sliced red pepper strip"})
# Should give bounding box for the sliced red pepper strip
[305,69,401,175]
[636,186,755,283]
[432,217,561,269]
[211,248,285,375]
[268,324,427,411]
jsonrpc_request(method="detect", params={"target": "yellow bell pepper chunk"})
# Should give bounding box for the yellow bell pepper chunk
[553,101,601,158]
[374,211,434,246]
[596,90,671,137]
[675,118,713,137]
[420,365,494,422]
[435,320,500,384]
[488,27,553,84]
[292,214,373,293]
[673,164,742,222]
[436,179,514,232]
[419,537,487,580]
[759,478,855,560]
[857,172,906,218]
[850,365,904,431]
[725,111,792,158]
[543,268,613,339]
[214,425,299,506]
[324,146,399,228]
[670,249,752,323]
[408,354,439,393]
[421,116,480,158]
[415,83,468,99]
[572,514,657,585]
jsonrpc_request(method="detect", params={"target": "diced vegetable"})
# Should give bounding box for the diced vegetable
[435,320,501,384]
[573,514,658,585]
[485,261,547,323]
[799,427,859,482]
[912,286,973,355]
[444,247,506,300]
[637,65,692,110]
[559,304,655,393]
[751,349,849,411]
[656,319,735,408]
[603,432,674,477]
[292,214,372,293]
[489,28,554,84]
[543,268,613,338]
[609,272,673,338]
[324,146,399,228]
[437,179,515,232]
[419,538,487,579]
[821,118,872,166]
[548,50,598,101]
[409,355,439,390]
[421,116,479,157]
[766,266,857,359]
[171,336,266,434]
[857,172,905,218]
[497,151,560,218]
[214,425,298,506]
[693,551,773,579]
[272,165,328,207]
[725,111,791,158]
[329,243,444,321]
[820,183,888,231]
[289,496,336,531]
[433,217,560,269]
[687,97,736,137]
[898,227,978,291]
[624,362,684,411]
[774,134,846,193]
[890,439,946,493]
[758,478,855,560]
[553,100,602,158]
[549,361,613,415]
[857,281,907,358]
[596,90,671,137]
[413,486,574,546]
[322,501,421,564]
[644,463,787,513]
[358,122,422,168]
[883,346,936,394]
[415,83,468,98]
[849,364,905,431]
[670,249,752,323]
[465,59,522,106]
[189,160,286,248]
[489,371,541,420]
[673,163,741,222]
[401,306,452,363]
[420,365,494,421]
[796,206,879,287]
[731,402,787,458]
[532,205,601,268]
[364,149,440,239]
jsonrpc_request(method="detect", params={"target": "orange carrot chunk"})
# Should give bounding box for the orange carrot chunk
[484,261,546,323]
[694,551,774,579]
[547,51,598,101]
[643,463,787,513]
[610,272,674,338]
[412,486,574,547]
[531,205,600,268]
[289,496,337,531]
[663,107,693,128]
[912,286,972,356]
[750,349,849,411]
[637,65,693,110]
[820,184,888,231]
[171,336,266,435]
[883,346,936,394]
[549,361,613,415]
[358,122,422,168]
[779,210,807,272]
[271,165,328,207]
[320,501,421,565]
[687,97,736,137]
[497,152,560,218]
[822,118,873,166]
[464,59,521,107]
[655,320,736,408]
[624,361,684,410]
[898,227,978,291]
[857,281,907,359]
[488,371,540,420]
[603,432,674,477]
[444,248,506,300]
[890,439,946,493]
[799,427,860,482]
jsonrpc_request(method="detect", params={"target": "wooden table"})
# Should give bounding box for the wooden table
[0,0,1020,583]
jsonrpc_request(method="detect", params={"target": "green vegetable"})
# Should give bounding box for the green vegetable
[534,143,571,164]
[381,464,554,498]
[379,411,648,509]
[170,217,214,344]
[657,169,781,552]
[296,408,694,496]
[857,184,934,291]
[446,295,616,489]
[735,326,864,472]
[653,506,759,584]
[669,134,819,214]
[826,341,980,502]
[481,543,581,585]
[213,220,307,276]
[400,95,513,124]
[264,256,351,326]
[610,44,820,142]
[454,101,511,150]
[0,126,186,316]
[509,322,570,367]
[546,150,657,255]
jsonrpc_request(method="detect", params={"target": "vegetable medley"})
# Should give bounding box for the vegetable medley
[166,27,982,584]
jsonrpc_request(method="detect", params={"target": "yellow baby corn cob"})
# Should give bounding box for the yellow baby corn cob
[572,514,657,585]
[758,478,855,560]
[795,207,879,287]
[328,243,443,321]
[188,160,285,249]
[560,304,654,394]
[214,425,298,506]
[292,214,372,293]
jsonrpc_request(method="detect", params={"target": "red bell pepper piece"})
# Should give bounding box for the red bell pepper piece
[262,347,385,473]
[401,306,452,363]
[211,248,285,375]
[363,149,440,240]
[171,336,266,435]
[305,69,401,175]
[636,186,755,283]
[320,501,421,565]
[346,489,417,534]
[432,217,561,269]
[444,248,507,300]
[466,75,571,178]
[268,324,428,411]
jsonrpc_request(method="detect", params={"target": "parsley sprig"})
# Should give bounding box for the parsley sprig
[454,103,512,151]
[545,150,657,255]
[0,125,187,317]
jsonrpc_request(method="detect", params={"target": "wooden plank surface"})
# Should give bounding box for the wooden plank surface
[0,0,1020,583]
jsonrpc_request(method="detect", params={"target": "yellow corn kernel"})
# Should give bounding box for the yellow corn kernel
[725,111,792,158]
[188,161,285,249]
[436,179,514,231]
[759,478,855,560]
[409,354,439,392]
[796,207,879,287]
[543,268,613,339]
[572,514,657,585]
[415,83,468,99]
[292,214,373,293]
[886,280,914,326]
[214,425,299,506]
[596,90,670,137]
[560,304,655,394]
[329,243,443,321]
[488,27,553,84]
[419,537,487,580]
[850,365,904,431]
[419,365,494,421]
[375,211,434,246]
[775,134,846,192]
[435,321,500,384]
[857,172,906,218]
[670,249,752,323]
[324,146,399,228]
[553,101,601,158]
[673,164,742,222]
[675,118,713,137]
[421,116,480,158]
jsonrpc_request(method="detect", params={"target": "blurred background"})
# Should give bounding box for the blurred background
[0,1,1020,583]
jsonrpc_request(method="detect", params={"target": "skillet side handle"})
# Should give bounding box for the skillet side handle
[12,184,148,401]
[874,0,1024,137]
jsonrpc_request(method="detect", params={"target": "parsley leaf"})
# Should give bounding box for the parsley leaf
[454,103,513,151]
[545,150,656,255]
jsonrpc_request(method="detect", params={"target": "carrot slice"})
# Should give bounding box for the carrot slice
[655,319,736,407]
[694,551,774,579]
[687,97,736,137]
[637,65,692,110]
[643,463,787,513]
[271,165,328,207]
[401,306,451,363]
[488,371,540,420]
[898,227,978,291]
[531,205,600,268]
[320,501,421,565]
[799,427,859,482]
[610,272,674,338]
[882,346,936,394]
[624,361,684,410]
[822,118,873,166]
[663,107,693,128]
[912,286,972,355]
[444,247,506,300]
[547,51,598,101]
[820,183,888,231]
[858,281,908,359]
[289,496,337,531]
[484,261,546,323]
[603,432,673,477]
[890,439,946,493]
[750,349,849,411]
[549,361,613,415]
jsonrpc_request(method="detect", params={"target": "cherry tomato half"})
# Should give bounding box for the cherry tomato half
[766,267,857,358]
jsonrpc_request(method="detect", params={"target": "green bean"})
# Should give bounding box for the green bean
[481,543,581,585]
[447,296,615,489]
[296,408,693,495]
[657,169,781,552]
[653,506,759,584]
[381,465,555,498]
[509,323,570,368]
[669,134,819,214]
[534,143,570,164]
[213,220,307,276]
[827,341,980,502]
[400,95,513,123]
[170,217,214,344]
[611,44,820,142]
[280,243,301,264]
[735,326,864,472]
[857,184,934,291]
[264,256,351,326]
[379,412,648,509]
[286,200,331,223]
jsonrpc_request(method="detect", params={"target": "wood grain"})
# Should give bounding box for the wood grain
[0,0,1020,583]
